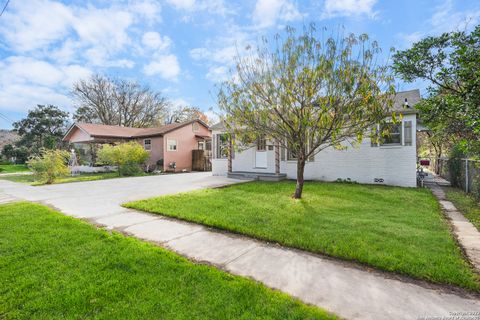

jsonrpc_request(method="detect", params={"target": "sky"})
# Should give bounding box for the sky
[0,0,479,129]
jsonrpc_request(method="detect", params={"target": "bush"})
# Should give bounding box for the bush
[27,149,70,184]
[97,141,149,176]
[448,144,465,188]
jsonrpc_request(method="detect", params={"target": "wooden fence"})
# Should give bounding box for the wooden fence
[192,150,212,171]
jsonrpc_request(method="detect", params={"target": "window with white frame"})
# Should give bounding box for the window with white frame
[380,122,402,145]
[192,122,200,132]
[215,134,228,159]
[167,139,177,151]
[256,136,266,151]
[144,139,151,151]
[286,140,314,161]
[404,121,413,146]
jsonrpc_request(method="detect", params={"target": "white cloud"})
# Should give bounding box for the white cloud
[143,54,181,81]
[252,0,301,29]
[397,31,423,47]
[0,56,93,112]
[322,0,378,18]
[167,0,196,11]
[397,0,480,48]
[0,84,73,112]
[429,0,480,33]
[0,57,64,86]
[0,0,73,52]
[206,66,229,82]
[130,0,162,22]
[142,32,172,51]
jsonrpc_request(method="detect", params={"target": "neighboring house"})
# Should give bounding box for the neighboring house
[211,89,421,187]
[63,119,211,172]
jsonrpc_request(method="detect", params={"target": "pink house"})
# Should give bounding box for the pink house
[63,120,211,172]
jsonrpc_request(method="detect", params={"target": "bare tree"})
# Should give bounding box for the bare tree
[165,105,210,124]
[72,74,169,127]
[218,25,395,199]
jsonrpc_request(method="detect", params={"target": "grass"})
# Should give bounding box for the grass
[0,164,30,173]
[445,187,480,231]
[0,172,141,186]
[0,202,335,320]
[125,181,480,291]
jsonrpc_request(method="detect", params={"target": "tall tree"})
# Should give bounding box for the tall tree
[393,25,480,154]
[219,25,394,199]
[13,105,69,153]
[72,74,169,127]
[165,106,210,124]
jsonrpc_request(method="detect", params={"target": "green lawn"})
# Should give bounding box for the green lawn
[0,202,334,320]
[445,187,480,231]
[0,164,30,173]
[125,181,480,291]
[0,172,135,186]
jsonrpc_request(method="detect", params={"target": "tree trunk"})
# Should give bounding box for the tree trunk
[227,137,233,173]
[275,140,280,175]
[293,157,306,199]
[435,150,442,175]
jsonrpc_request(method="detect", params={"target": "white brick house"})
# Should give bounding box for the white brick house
[210,90,421,187]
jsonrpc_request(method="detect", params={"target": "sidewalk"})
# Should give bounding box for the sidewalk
[0,175,479,320]
[425,173,480,270]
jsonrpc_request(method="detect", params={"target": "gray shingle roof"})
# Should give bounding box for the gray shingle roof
[392,89,421,113]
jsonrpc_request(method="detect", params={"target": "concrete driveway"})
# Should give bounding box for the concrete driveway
[0,172,242,218]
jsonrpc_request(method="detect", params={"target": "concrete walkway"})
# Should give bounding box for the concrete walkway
[425,177,480,270]
[0,172,479,320]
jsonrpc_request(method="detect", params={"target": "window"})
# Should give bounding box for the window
[215,134,228,159]
[256,136,266,151]
[286,141,314,161]
[192,122,200,132]
[287,148,298,161]
[404,121,412,146]
[144,139,151,151]
[167,139,177,151]
[380,122,402,145]
[198,141,205,150]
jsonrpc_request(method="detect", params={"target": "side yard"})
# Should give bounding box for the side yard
[0,202,335,320]
[445,187,480,231]
[126,181,480,291]
[0,164,29,173]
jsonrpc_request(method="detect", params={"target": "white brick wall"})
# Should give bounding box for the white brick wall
[211,114,417,187]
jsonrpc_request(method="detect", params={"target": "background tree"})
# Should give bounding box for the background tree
[13,105,69,155]
[165,105,210,124]
[219,25,395,199]
[73,74,169,127]
[393,25,480,155]
[0,144,28,164]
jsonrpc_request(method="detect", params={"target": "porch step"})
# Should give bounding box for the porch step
[227,171,287,181]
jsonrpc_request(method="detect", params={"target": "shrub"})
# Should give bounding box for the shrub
[97,141,149,176]
[448,145,465,188]
[27,149,70,184]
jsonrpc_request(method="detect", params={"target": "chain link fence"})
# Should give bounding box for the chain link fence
[430,157,480,198]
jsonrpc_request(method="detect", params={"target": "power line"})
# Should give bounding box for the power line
[0,0,10,18]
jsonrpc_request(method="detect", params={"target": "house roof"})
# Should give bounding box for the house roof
[209,121,226,131]
[392,89,421,113]
[63,119,209,141]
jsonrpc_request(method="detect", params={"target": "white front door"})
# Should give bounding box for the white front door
[255,137,267,168]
